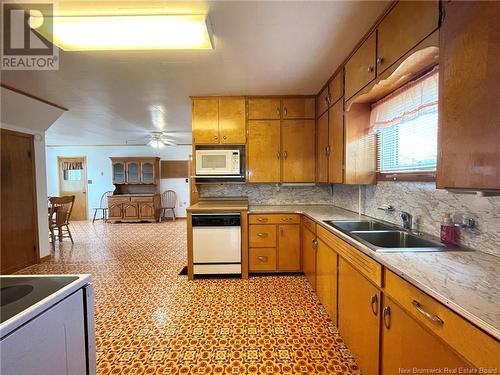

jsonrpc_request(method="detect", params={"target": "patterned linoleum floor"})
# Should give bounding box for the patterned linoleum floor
[18,220,360,374]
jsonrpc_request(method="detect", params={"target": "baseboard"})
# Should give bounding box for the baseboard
[39,255,52,262]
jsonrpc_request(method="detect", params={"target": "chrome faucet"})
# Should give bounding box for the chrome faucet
[401,211,413,230]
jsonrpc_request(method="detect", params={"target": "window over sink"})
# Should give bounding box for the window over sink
[370,67,438,181]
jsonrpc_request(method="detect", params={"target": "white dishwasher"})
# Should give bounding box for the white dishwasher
[192,213,241,275]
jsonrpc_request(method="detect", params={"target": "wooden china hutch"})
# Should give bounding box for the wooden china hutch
[108,157,161,222]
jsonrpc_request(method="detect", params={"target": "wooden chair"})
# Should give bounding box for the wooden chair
[49,195,75,245]
[92,191,113,223]
[160,190,177,221]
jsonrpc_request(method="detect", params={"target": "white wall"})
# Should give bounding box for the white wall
[45,145,191,218]
[1,123,51,258]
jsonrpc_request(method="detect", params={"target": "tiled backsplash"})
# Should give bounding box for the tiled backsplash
[198,184,333,205]
[332,182,500,257]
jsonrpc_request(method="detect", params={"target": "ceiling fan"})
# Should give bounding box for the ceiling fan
[126,131,186,148]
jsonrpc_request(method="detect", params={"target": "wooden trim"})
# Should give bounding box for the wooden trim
[377,171,436,182]
[0,83,68,111]
[241,210,249,279]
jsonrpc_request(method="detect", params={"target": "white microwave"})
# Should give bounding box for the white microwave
[195,149,241,177]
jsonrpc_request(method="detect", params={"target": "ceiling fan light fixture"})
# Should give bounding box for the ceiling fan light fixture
[147,138,165,149]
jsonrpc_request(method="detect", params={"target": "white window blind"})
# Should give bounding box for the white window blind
[371,67,439,173]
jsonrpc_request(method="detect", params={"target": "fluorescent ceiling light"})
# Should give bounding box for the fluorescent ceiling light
[39,14,213,51]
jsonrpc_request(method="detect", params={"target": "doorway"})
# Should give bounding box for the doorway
[1,129,39,273]
[58,157,88,220]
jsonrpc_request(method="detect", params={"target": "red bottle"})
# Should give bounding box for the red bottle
[440,213,458,245]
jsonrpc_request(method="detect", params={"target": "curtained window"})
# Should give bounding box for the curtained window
[370,66,438,176]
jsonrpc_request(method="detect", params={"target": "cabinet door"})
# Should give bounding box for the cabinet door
[328,100,344,184]
[192,98,219,144]
[126,162,140,184]
[123,203,138,219]
[138,202,155,219]
[107,203,123,220]
[247,98,281,120]
[277,224,300,271]
[281,120,315,183]
[437,1,500,190]
[317,86,329,117]
[338,258,380,375]
[249,248,276,272]
[345,32,376,100]
[112,162,126,184]
[316,239,337,322]
[219,98,246,144]
[316,111,329,183]
[141,162,155,184]
[281,98,315,119]
[302,226,317,291]
[247,120,281,182]
[377,0,439,74]
[328,71,343,106]
[381,297,469,373]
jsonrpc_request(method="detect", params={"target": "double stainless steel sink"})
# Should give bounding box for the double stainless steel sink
[323,220,456,253]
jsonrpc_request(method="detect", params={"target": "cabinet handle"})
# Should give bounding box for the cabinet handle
[367,66,374,73]
[258,256,268,262]
[383,306,391,329]
[327,95,332,106]
[276,107,281,116]
[324,146,328,155]
[257,217,268,222]
[223,135,227,140]
[412,300,444,325]
[326,145,331,156]
[311,238,318,249]
[324,96,329,106]
[214,135,219,140]
[283,151,288,159]
[257,232,268,238]
[376,57,384,65]
[281,217,292,222]
[283,107,288,117]
[370,294,379,316]
[276,151,281,159]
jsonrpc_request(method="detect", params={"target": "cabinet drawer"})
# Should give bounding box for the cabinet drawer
[317,225,382,287]
[130,196,154,203]
[249,225,277,247]
[384,269,499,369]
[302,216,316,234]
[249,248,277,272]
[249,214,300,225]
[108,197,130,204]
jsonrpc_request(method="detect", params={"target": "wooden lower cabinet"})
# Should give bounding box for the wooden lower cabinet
[338,258,380,375]
[302,225,317,290]
[107,195,158,222]
[249,214,300,273]
[277,224,301,271]
[381,296,469,373]
[316,239,338,323]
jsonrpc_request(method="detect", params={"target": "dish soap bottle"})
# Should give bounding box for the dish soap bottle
[440,213,458,245]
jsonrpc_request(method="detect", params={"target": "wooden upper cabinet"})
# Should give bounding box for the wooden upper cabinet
[377,1,439,75]
[247,98,281,120]
[345,32,377,100]
[281,98,315,119]
[219,98,246,144]
[141,162,155,184]
[317,85,329,117]
[247,120,281,182]
[112,161,126,184]
[381,297,469,374]
[328,100,344,184]
[126,162,140,184]
[328,71,344,106]
[437,0,500,190]
[316,111,329,183]
[281,120,316,183]
[338,258,380,375]
[192,98,219,144]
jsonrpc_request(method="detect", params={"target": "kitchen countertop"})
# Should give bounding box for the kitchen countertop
[188,199,249,212]
[249,204,500,340]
